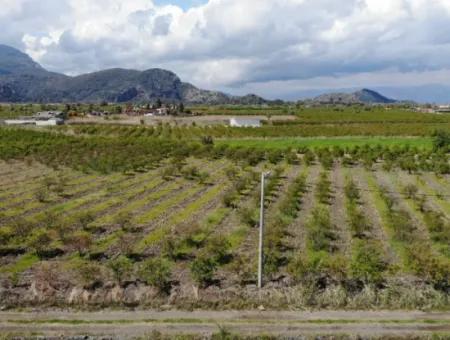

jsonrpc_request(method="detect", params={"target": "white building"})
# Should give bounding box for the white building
[4,119,35,126]
[35,118,65,126]
[3,111,65,126]
[229,117,261,128]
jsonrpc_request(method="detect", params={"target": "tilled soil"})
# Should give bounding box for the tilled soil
[352,167,399,265]
[286,164,321,254]
[330,162,352,257]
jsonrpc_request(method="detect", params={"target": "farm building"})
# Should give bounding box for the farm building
[35,118,65,126]
[229,117,262,128]
[4,119,35,126]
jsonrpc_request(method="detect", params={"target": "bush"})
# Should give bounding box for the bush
[239,207,258,227]
[34,186,49,203]
[74,211,95,230]
[108,255,134,284]
[28,229,55,258]
[72,261,106,288]
[12,218,33,239]
[432,130,450,151]
[206,235,231,265]
[190,253,217,287]
[403,184,418,200]
[288,251,346,284]
[114,212,132,231]
[139,258,172,293]
[68,231,93,256]
[316,172,332,205]
[344,180,360,202]
[350,240,387,284]
[181,166,200,180]
[307,207,335,252]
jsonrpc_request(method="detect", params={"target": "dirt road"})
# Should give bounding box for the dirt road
[0,310,449,338]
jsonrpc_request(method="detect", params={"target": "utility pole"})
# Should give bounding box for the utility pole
[258,172,270,289]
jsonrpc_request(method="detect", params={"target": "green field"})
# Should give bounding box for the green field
[216,136,434,150]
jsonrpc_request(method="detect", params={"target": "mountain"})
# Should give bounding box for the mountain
[0,44,46,76]
[311,88,396,105]
[0,45,267,105]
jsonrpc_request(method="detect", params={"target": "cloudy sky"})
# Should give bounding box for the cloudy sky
[2,0,450,100]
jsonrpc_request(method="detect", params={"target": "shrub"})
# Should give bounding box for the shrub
[161,165,177,180]
[316,172,332,205]
[108,255,134,284]
[403,184,419,200]
[307,207,335,252]
[114,212,133,231]
[28,229,55,258]
[68,231,93,256]
[432,130,450,151]
[206,235,231,265]
[347,204,370,238]
[34,186,49,203]
[12,218,33,239]
[224,166,239,180]
[72,261,106,288]
[288,251,346,284]
[181,165,200,180]
[74,211,95,230]
[222,190,238,208]
[139,258,172,293]
[390,210,416,243]
[238,207,258,227]
[344,180,360,203]
[197,171,210,184]
[303,151,315,166]
[350,240,387,284]
[190,253,217,287]
[0,226,13,244]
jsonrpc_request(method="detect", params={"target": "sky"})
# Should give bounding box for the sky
[2,0,450,100]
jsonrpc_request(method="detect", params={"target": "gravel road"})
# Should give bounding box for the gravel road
[0,310,449,338]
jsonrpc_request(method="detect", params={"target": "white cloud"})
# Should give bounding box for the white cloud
[2,0,450,98]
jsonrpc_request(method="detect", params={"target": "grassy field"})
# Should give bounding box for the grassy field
[216,136,434,150]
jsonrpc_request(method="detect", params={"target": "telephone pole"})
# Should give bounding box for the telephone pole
[258,171,270,289]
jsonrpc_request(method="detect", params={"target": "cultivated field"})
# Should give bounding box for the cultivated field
[0,150,448,309]
[0,106,449,339]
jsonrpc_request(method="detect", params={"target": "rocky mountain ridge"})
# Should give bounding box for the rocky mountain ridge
[310,88,396,105]
[0,44,266,105]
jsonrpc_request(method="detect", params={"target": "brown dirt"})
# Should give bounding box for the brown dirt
[330,162,352,257]
[352,167,399,265]
[286,164,321,254]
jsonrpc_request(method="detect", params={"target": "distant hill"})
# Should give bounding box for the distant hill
[0,44,46,76]
[311,89,396,105]
[0,44,267,105]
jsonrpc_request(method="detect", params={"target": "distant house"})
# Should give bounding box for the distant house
[154,108,169,116]
[229,117,262,128]
[34,111,64,119]
[436,105,450,113]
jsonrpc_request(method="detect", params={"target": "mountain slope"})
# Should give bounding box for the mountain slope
[0,44,45,76]
[0,45,266,105]
[312,88,396,104]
